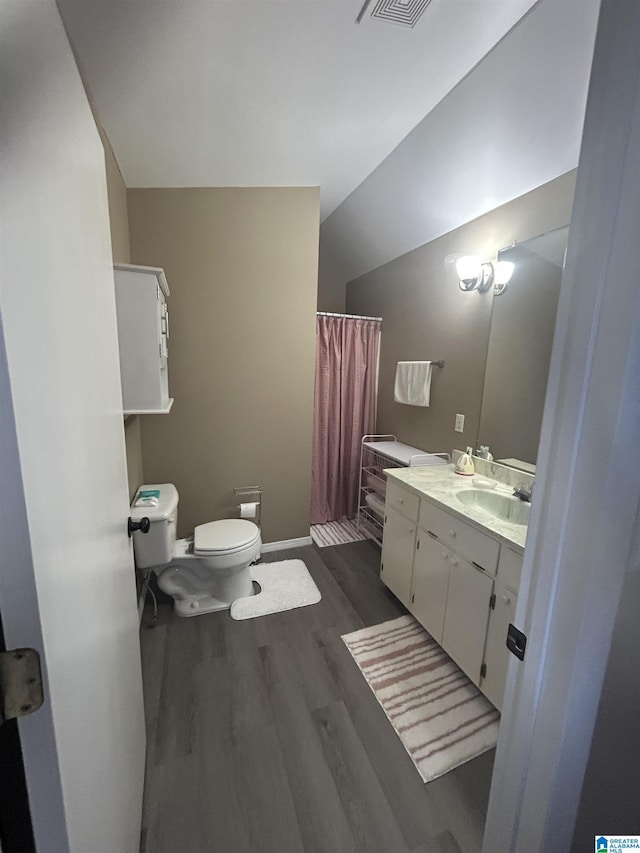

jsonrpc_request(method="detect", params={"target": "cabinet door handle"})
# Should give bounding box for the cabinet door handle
[441,551,448,560]
[449,529,457,538]
[501,594,512,605]
[451,558,459,567]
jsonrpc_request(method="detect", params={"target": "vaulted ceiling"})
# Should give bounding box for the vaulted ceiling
[59,0,599,282]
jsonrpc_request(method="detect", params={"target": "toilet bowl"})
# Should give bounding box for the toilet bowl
[131,484,261,617]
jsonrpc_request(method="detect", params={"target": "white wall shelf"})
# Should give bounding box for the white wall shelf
[114,263,172,415]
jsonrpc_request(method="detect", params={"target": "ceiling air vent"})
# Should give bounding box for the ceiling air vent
[361,0,433,29]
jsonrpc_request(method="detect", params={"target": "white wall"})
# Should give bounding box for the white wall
[0,2,145,851]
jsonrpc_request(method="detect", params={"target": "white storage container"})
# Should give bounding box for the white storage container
[114,263,174,415]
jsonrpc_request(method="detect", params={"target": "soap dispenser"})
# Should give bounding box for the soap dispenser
[455,447,475,476]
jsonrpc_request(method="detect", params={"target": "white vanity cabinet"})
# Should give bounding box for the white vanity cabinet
[380,477,525,708]
[380,481,419,608]
[113,263,174,415]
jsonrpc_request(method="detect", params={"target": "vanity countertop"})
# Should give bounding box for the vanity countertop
[385,464,527,553]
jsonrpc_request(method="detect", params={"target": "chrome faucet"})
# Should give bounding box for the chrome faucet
[513,480,535,503]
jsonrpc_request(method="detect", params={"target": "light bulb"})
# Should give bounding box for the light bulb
[494,261,515,295]
[494,261,515,285]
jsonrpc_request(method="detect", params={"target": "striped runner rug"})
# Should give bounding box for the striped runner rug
[310,517,368,548]
[342,615,500,783]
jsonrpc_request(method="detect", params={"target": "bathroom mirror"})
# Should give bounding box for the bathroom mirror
[476,225,569,469]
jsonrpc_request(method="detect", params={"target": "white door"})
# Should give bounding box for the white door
[0,3,145,852]
[484,2,640,847]
[441,557,493,686]
[411,533,451,643]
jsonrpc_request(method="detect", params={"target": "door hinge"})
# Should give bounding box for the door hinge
[480,662,487,679]
[411,593,415,603]
[380,562,384,573]
[489,593,496,610]
[416,538,420,550]
[507,623,527,661]
[0,648,44,726]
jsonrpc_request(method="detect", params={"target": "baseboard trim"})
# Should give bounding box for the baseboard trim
[261,536,313,554]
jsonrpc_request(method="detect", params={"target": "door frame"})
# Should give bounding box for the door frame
[483,0,640,848]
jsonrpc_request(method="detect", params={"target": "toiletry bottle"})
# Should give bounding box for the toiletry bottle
[455,447,475,476]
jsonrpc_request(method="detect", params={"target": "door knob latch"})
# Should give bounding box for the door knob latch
[507,623,527,661]
[128,517,150,537]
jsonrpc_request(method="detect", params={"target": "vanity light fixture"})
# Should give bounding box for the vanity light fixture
[493,261,515,296]
[455,255,494,293]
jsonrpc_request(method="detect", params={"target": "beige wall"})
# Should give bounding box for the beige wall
[127,187,320,542]
[101,129,144,500]
[346,171,576,456]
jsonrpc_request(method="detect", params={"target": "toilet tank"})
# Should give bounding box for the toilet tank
[130,483,179,569]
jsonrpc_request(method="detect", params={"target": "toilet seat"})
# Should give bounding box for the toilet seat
[194,519,260,557]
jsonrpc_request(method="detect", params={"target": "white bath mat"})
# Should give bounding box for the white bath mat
[342,615,500,783]
[230,559,321,621]
[311,517,368,548]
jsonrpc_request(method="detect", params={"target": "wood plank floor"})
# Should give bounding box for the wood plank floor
[139,541,495,853]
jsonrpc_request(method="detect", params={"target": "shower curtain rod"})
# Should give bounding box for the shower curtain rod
[317,311,383,322]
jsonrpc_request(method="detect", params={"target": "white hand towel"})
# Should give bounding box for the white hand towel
[394,361,433,407]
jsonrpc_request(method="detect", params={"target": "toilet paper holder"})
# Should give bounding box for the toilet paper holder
[234,486,262,527]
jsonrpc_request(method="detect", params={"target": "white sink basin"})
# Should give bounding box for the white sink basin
[457,489,531,526]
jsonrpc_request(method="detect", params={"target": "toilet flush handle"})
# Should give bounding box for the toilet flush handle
[128,517,151,537]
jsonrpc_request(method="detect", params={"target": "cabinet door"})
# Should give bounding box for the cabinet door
[481,582,517,711]
[411,533,451,643]
[441,556,494,685]
[380,506,416,608]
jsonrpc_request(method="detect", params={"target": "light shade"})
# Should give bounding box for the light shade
[494,260,515,295]
[455,255,494,292]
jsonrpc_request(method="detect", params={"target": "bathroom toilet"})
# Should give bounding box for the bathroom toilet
[131,483,261,617]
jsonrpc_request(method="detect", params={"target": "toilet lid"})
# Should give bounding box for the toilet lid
[194,519,260,555]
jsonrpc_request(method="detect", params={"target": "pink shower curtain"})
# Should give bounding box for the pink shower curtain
[311,314,381,524]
